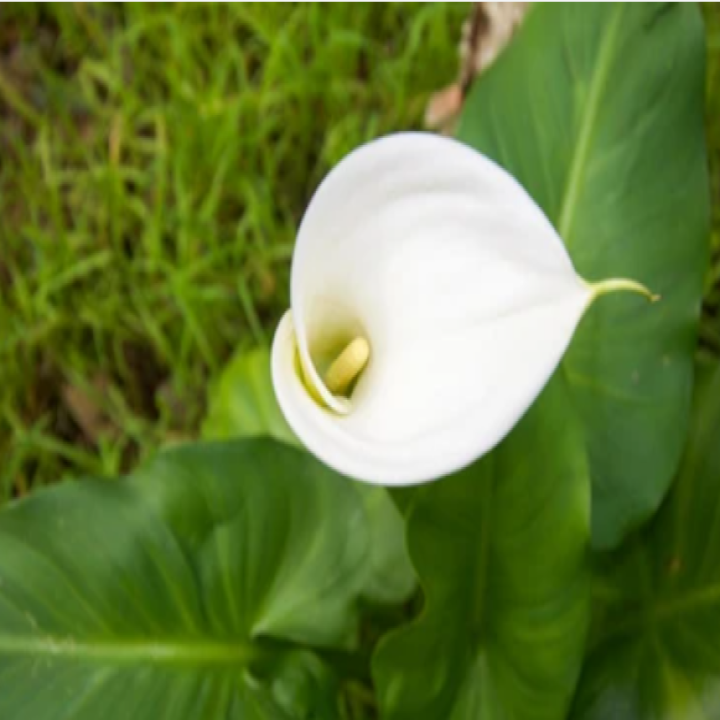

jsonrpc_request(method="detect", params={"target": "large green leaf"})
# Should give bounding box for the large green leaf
[0,440,369,719]
[458,2,709,548]
[202,346,296,445]
[571,360,720,720]
[373,375,590,720]
[203,346,416,605]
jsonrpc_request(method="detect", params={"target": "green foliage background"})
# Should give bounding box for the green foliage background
[2,4,720,720]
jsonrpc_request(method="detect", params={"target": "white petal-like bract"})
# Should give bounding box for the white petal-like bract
[271,133,597,485]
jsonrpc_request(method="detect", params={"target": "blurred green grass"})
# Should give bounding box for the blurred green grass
[0,3,467,499]
[1,3,719,504]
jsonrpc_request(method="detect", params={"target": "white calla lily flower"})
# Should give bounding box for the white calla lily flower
[271,132,655,486]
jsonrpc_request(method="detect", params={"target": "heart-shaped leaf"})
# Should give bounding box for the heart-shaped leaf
[571,360,720,719]
[0,440,368,719]
[458,2,709,548]
[203,346,415,605]
[373,375,590,719]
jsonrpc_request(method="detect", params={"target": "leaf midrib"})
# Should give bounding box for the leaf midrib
[598,584,720,648]
[556,3,623,244]
[0,635,256,666]
[669,367,720,567]
[470,463,495,642]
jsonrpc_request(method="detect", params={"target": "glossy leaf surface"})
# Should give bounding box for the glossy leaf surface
[572,361,720,720]
[459,2,709,548]
[373,376,590,720]
[203,346,415,605]
[0,441,367,719]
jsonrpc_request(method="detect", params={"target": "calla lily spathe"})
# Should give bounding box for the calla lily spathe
[271,132,653,486]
